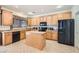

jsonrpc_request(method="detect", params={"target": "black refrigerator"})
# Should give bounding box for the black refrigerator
[58,19,74,46]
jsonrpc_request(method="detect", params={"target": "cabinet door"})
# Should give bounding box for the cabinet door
[52,14,58,25]
[2,10,13,25]
[28,19,32,26]
[33,18,37,25]
[35,17,40,25]
[57,13,64,20]
[46,30,52,40]
[52,31,58,41]
[0,14,1,25]
[40,16,47,22]
[4,32,12,45]
[20,30,26,40]
[47,16,52,25]
[62,12,72,19]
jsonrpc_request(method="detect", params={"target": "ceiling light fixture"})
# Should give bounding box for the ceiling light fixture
[57,5,63,8]
[28,12,34,15]
[15,5,18,8]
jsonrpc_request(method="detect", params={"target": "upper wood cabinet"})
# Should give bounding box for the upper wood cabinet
[57,12,72,20]
[32,18,37,25]
[2,10,13,25]
[52,14,58,25]
[27,18,32,26]
[51,12,72,25]
[28,17,40,26]
[34,17,40,25]
[27,11,72,26]
[62,12,72,19]
[40,16,47,22]
[47,16,52,25]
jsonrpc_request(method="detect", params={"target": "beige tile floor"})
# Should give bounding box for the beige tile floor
[0,39,79,53]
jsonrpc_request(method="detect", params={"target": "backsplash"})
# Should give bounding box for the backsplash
[0,26,10,30]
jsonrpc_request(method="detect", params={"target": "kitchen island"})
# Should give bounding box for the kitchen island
[26,31,46,50]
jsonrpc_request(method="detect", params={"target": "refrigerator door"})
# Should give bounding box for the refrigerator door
[58,20,66,44]
[70,20,74,46]
[58,19,74,46]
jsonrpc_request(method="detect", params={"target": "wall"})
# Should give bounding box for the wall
[72,5,79,48]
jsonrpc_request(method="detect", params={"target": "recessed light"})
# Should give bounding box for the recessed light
[28,12,34,15]
[57,5,63,8]
[14,5,18,8]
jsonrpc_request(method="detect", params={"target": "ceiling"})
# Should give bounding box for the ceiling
[2,5,73,17]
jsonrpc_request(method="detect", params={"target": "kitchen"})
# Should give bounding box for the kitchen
[0,5,79,52]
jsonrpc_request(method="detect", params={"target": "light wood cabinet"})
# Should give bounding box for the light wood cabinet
[46,30,52,39]
[20,30,26,40]
[40,16,47,22]
[35,17,40,25]
[62,12,72,19]
[28,19,32,26]
[51,31,58,41]
[2,10,13,25]
[52,14,58,25]
[26,32,46,50]
[57,13,64,20]
[27,11,72,26]
[32,18,37,25]
[47,16,52,25]
[4,32,12,45]
[51,12,72,25]
[0,13,1,25]
[57,12,72,20]
[45,30,58,40]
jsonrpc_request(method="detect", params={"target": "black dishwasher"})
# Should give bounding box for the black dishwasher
[0,32,2,45]
[12,31,20,43]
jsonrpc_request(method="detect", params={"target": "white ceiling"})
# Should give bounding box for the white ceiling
[2,5,73,16]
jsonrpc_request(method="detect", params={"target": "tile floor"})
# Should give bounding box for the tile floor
[0,39,79,53]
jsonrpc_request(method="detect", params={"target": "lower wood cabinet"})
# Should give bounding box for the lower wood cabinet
[46,30,52,40]
[20,30,26,40]
[4,32,12,45]
[45,30,58,40]
[2,30,26,45]
[51,31,58,41]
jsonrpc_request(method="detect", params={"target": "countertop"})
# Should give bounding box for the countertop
[26,31,45,35]
[0,28,26,32]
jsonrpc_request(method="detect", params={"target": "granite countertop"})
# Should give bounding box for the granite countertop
[26,31,45,35]
[0,28,26,32]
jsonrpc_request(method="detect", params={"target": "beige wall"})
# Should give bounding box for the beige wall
[72,6,79,48]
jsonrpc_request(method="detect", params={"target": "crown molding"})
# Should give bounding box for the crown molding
[1,7,27,18]
[33,9,72,17]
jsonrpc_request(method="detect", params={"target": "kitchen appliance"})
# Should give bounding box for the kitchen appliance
[58,19,74,46]
[0,32,2,45]
[12,31,20,43]
[39,22,47,31]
